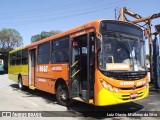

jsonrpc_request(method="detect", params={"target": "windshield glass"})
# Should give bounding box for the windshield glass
[98,34,146,71]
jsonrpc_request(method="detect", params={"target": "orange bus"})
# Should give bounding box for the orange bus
[9,20,149,106]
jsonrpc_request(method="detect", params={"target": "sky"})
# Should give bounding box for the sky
[0,0,160,54]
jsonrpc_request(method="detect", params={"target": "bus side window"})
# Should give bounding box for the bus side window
[12,53,16,65]
[38,42,50,64]
[51,38,69,63]
[16,51,22,65]
[10,54,12,65]
[22,49,28,65]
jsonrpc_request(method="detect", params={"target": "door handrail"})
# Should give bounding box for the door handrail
[70,58,81,68]
[71,68,81,78]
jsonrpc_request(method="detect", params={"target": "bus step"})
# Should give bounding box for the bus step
[82,90,87,100]
[72,97,85,102]
[29,86,36,90]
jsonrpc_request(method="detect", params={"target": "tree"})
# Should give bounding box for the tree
[31,30,62,43]
[0,28,23,52]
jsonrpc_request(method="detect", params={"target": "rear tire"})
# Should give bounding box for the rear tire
[56,84,74,106]
[18,76,24,90]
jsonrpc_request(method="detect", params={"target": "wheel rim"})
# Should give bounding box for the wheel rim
[60,90,67,101]
[18,80,22,88]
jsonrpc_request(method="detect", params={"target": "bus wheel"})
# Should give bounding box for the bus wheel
[56,84,73,106]
[18,77,24,90]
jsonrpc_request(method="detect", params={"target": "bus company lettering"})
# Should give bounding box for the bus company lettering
[120,81,134,86]
[52,66,62,71]
[120,80,146,86]
[136,80,146,86]
[38,78,46,82]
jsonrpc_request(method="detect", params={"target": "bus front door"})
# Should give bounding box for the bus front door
[29,49,36,89]
[69,33,94,103]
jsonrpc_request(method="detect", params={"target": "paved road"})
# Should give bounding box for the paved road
[0,74,160,120]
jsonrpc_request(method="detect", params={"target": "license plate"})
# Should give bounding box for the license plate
[130,93,138,98]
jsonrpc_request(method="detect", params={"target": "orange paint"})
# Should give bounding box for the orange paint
[35,77,55,94]
[22,75,28,86]
[31,67,35,86]
[36,64,69,81]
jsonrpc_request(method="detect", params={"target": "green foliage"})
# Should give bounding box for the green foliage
[31,30,62,43]
[0,28,23,52]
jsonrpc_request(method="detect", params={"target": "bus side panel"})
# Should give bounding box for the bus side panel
[49,64,69,81]
[31,67,35,86]
[22,75,28,86]
[35,64,69,94]
[21,65,28,86]
[35,78,55,94]
[8,66,20,83]
[9,64,28,85]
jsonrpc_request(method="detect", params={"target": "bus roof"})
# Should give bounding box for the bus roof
[9,46,27,53]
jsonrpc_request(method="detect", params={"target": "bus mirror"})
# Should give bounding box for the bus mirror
[96,38,101,51]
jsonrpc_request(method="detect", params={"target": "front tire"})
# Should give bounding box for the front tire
[56,84,73,106]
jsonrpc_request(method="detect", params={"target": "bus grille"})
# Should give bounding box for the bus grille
[121,92,144,100]
[101,71,147,80]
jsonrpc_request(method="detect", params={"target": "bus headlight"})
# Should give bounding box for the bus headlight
[109,85,113,91]
[102,81,107,88]
[115,88,119,92]
[100,79,119,92]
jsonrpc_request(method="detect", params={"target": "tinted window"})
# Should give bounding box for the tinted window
[11,53,16,65]
[22,49,28,65]
[9,54,12,65]
[9,49,28,65]
[51,38,69,63]
[16,51,22,65]
[38,42,50,64]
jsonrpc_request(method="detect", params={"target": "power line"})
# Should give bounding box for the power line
[0,0,98,16]
[3,1,125,26]
[2,0,122,19]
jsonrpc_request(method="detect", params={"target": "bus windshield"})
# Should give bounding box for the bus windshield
[98,34,146,72]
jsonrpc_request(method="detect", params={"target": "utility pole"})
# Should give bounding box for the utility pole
[115,8,117,20]
[148,21,153,83]
[118,7,160,82]
[120,7,125,21]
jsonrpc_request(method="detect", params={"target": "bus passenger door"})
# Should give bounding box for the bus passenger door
[29,49,36,88]
[69,33,95,103]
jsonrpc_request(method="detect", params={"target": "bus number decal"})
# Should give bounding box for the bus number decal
[137,80,146,86]
[39,66,48,72]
